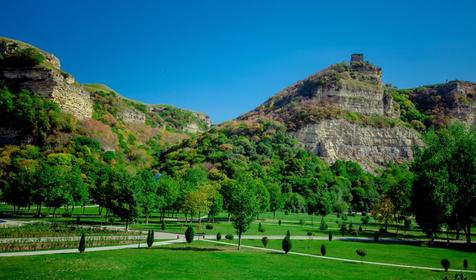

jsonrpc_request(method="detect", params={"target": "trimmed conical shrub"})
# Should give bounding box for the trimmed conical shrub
[282,232,292,254]
[185,225,194,243]
[147,230,154,248]
[78,233,86,253]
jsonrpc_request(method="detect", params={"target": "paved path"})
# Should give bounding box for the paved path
[0,239,185,257]
[203,240,476,274]
[0,235,147,244]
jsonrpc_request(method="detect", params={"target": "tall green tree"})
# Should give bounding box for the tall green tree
[227,175,259,250]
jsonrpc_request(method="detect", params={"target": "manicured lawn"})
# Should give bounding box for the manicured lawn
[223,239,476,270]
[0,241,468,280]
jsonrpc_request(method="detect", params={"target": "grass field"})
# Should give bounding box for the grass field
[1,241,473,280]
[222,239,476,270]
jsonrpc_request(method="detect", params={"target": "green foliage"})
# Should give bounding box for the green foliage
[0,47,45,68]
[328,231,333,241]
[412,123,476,243]
[463,259,468,270]
[391,88,428,126]
[185,225,194,243]
[225,234,234,240]
[0,87,69,142]
[78,233,86,253]
[216,232,221,241]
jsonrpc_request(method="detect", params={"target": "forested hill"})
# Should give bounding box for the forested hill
[239,55,476,170]
[0,37,210,171]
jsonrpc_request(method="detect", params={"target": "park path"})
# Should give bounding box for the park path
[0,238,185,257]
[203,239,476,274]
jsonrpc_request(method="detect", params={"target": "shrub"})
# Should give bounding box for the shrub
[185,225,194,243]
[307,232,313,237]
[161,221,166,231]
[441,258,450,272]
[147,230,154,248]
[0,47,45,68]
[282,235,292,254]
[278,220,282,225]
[348,222,353,232]
[328,231,333,241]
[78,233,86,253]
[358,226,363,232]
[258,222,264,232]
[374,231,379,243]
[356,249,367,262]
[463,259,468,270]
[320,244,326,256]
[225,234,234,240]
[206,224,213,230]
[261,237,269,248]
[216,232,221,241]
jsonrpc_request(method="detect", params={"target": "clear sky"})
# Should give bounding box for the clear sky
[1,0,475,123]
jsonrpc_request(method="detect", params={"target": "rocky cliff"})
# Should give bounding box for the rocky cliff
[0,38,93,119]
[408,80,476,127]
[240,54,422,170]
[0,37,210,158]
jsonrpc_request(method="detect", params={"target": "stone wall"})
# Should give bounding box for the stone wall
[294,119,423,171]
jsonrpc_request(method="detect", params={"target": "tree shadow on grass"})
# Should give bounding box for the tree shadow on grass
[267,252,285,255]
[158,246,223,252]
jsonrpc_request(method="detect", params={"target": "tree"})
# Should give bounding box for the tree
[106,167,139,231]
[328,231,333,241]
[282,232,292,254]
[147,230,154,248]
[267,183,284,219]
[227,176,259,250]
[441,258,450,272]
[320,244,326,256]
[412,124,475,243]
[216,232,221,241]
[356,249,367,262]
[379,163,413,234]
[136,170,160,224]
[371,196,395,231]
[78,233,86,253]
[185,225,194,243]
[463,259,468,270]
[261,237,269,248]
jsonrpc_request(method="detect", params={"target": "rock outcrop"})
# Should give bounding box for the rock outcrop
[0,38,93,119]
[240,54,422,170]
[408,80,476,127]
[294,119,422,170]
[120,108,146,123]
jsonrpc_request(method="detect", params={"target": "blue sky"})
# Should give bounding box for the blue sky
[1,1,475,123]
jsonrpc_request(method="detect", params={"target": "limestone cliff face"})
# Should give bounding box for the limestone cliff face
[294,119,422,170]
[1,68,93,119]
[120,108,146,123]
[240,55,421,170]
[0,38,93,119]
